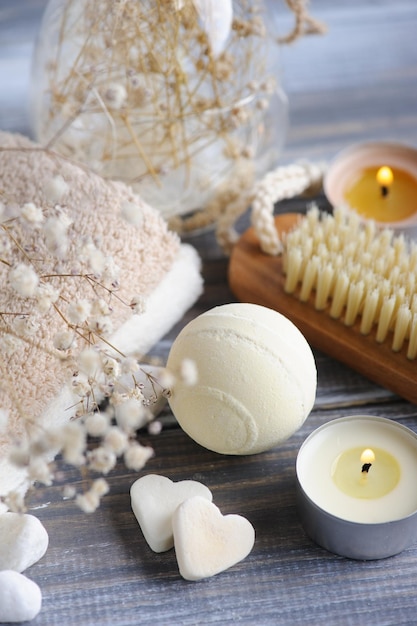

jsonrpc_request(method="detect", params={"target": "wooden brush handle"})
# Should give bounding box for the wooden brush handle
[228,213,417,405]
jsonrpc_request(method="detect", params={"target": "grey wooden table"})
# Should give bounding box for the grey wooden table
[1,1,417,625]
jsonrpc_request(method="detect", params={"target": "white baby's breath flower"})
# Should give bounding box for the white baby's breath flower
[35,283,60,314]
[131,386,146,403]
[261,77,276,94]
[120,200,143,227]
[67,299,91,324]
[91,478,109,497]
[8,444,30,468]
[53,330,75,351]
[0,334,22,356]
[84,412,109,438]
[130,295,146,314]
[87,315,113,336]
[62,485,76,500]
[43,214,71,257]
[101,256,120,285]
[62,422,86,466]
[180,358,198,385]
[256,97,269,111]
[76,490,100,514]
[91,298,112,316]
[121,356,139,374]
[147,420,162,435]
[102,83,127,109]
[28,458,53,486]
[103,426,129,456]
[102,357,121,379]
[115,398,147,433]
[124,442,154,471]
[72,373,92,398]
[4,491,26,513]
[56,208,73,229]
[87,446,117,474]
[78,348,102,377]
[80,241,106,275]
[9,263,39,297]
[29,428,63,457]
[43,175,69,204]
[109,391,128,407]
[157,368,176,390]
[20,202,44,227]
[13,315,39,337]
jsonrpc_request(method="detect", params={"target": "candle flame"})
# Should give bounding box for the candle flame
[360,448,375,464]
[376,166,394,188]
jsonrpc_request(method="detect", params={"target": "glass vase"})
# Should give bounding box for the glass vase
[30,0,288,226]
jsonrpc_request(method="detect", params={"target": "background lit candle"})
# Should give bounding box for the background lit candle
[376,166,394,196]
[324,143,417,231]
[296,416,417,559]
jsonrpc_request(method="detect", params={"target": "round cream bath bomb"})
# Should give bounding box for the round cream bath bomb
[167,303,317,455]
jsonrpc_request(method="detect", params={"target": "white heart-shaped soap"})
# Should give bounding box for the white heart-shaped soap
[172,496,255,581]
[0,513,49,572]
[130,474,212,552]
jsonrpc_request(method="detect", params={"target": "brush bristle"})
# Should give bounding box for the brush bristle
[283,206,417,359]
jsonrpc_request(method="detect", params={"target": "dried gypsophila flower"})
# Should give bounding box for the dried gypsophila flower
[43,175,69,204]
[3,491,26,514]
[84,412,110,438]
[124,442,154,471]
[114,397,148,434]
[75,478,108,513]
[8,263,39,297]
[75,490,100,514]
[1,180,176,518]
[179,358,198,385]
[87,447,117,474]
[120,200,144,227]
[28,458,54,486]
[20,202,44,227]
[103,426,129,456]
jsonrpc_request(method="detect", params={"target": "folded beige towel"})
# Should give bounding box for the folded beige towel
[0,131,203,502]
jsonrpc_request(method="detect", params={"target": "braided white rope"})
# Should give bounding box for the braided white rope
[250,161,326,255]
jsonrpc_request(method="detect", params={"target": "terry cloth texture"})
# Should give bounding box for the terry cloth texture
[0,131,202,500]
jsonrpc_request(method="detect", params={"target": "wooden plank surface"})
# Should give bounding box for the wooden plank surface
[2,1,417,625]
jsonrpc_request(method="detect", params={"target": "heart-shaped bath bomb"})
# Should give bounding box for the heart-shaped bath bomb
[0,513,49,572]
[130,474,212,552]
[172,496,255,581]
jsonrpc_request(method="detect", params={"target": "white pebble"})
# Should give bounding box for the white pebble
[0,571,42,622]
[0,512,49,572]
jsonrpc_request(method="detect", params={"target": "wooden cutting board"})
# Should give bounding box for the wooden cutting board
[228,213,417,405]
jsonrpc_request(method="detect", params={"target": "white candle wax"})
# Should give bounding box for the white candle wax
[297,416,417,524]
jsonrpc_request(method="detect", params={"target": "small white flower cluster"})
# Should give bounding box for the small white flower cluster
[0,176,173,514]
[4,376,157,513]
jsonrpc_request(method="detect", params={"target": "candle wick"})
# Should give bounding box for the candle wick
[381,186,389,197]
[361,462,372,473]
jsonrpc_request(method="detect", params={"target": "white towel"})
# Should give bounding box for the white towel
[0,131,203,503]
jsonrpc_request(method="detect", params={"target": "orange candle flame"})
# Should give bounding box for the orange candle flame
[376,166,394,196]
